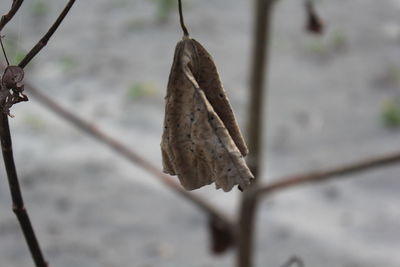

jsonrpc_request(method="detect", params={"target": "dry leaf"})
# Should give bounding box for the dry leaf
[161,37,254,192]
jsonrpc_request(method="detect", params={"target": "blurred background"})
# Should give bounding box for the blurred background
[0,0,399,266]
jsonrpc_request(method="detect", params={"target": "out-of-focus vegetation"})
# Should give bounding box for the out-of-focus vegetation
[152,0,176,21]
[127,82,157,101]
[30,0,50,17]
[3,39,26,65]
[382,98,400,128]
[304,30,348,55]
[58,55,79,72]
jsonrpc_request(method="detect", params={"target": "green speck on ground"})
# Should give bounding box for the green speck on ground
[382,99,400,128]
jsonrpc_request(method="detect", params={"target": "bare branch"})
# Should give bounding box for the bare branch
[246,0,275,178]
[0,0,24,32]
[0,2,49,266]
[0,113,48,267]
[0,36,10,65]
[18,0,76,68]
[236,151,400,267]
[258,151,400,196]
[22,79,235,233]
[237,0,275,266]
[237,185,259,267]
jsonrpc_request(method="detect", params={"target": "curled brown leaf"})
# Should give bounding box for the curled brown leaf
[161,37,254,192]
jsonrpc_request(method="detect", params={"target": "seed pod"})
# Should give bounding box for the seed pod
[161,37,254,192]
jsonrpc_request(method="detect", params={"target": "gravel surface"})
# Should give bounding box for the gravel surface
[0,0,399,266]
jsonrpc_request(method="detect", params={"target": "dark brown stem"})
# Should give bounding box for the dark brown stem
[0,36,10,65]
[18,0,76,68]
[258,151,400,196]
[0,113,48,267]
[0,1,47,266]
[246,0,275,178]
[237,185,259,267]
[0,0,24,32]
[178,0,189,37]
[24,80,234,231]
[237,1,275,266]
[237,152,400,267]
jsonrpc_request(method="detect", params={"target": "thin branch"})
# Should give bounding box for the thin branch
[0,113,48,267]
[0,36,10,66]
[18,0,76,69]
[246,0,275,178]
[22,79,235,232]
[237,185,259,267]
[236,151,400,267]
[0,0,24,32]
[237,1,275,266]
[0,1,47,266]
[178,0,189,37]
[280,256,305,267]
[258,151,400,196]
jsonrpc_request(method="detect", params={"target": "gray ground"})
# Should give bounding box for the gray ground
[0,0,399,266]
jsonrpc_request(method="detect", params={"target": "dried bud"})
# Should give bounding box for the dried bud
[305,1,324,35]
[2,66,24,90]
[208,216,235,254]
[1,66,28,116]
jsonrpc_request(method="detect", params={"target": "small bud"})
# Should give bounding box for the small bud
[305,1,324,35]
[1,66,28,116]
[2,66,24,89]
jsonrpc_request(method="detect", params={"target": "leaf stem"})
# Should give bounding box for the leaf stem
[178,0,189,37]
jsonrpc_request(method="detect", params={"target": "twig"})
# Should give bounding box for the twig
[0,0,24,32]
[23,80,235,232]
[0,1,76,266]
[246,0,275,178]
[238,1,275,266]
[237,185,259,267]
[178,0,189,37]
[257,151,400,196]
[18,0,76,68]
[237,152,400,267]
[0,36,10,65]
[0,113,48,267]
[280,256,305,267]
